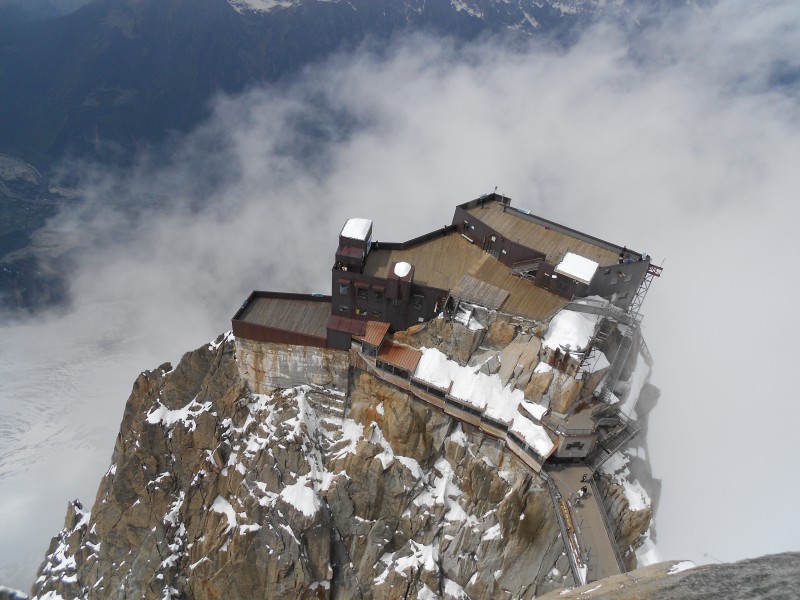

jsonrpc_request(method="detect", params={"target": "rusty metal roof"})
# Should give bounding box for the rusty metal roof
[363,234,568,322]
[378,342,422,373]
[326,315,367,336]
[238,295,330,338]
[465,202,620,266]
[354,321,391,348]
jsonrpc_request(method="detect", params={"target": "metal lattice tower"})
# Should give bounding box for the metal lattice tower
[628,262,663,322]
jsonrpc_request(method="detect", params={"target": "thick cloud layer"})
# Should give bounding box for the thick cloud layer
[2,0,799,589]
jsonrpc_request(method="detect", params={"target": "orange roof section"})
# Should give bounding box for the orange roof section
[354,321,391,348]
[377,341,422,373]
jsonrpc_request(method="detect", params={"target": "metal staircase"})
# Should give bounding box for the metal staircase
[565,298,634,325]
[576,319,610,382]
[595,321,637,404]
[628,263,663,322]
[585,416,641,471]
[510,258,543,281]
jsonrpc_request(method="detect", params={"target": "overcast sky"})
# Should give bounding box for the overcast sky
[1,0,799,590]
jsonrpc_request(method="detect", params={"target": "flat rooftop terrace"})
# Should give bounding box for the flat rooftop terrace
[466,202,622,267]
[364,232,568,321]
[237,294,330,339]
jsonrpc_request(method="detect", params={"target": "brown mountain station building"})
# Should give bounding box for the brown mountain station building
[232,192,652,351]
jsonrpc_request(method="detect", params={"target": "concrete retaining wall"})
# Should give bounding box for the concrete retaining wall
[235,337,350,394]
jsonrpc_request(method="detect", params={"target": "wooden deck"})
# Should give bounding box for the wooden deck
[365,233,483,290]
[466,203,620,267]
[238,296,330,338]
[364,233,568,322]
[452,275,509,310]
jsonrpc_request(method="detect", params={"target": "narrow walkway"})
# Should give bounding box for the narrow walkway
[547,465,624,584]
[352,348,546,474]
[350,347,625,586]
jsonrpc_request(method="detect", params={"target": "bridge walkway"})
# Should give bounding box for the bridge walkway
[547,464,625,584]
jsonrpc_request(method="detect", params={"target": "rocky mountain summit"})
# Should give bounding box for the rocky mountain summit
[30,306,657,599]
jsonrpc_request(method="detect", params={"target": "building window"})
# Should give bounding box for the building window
[373,290,383,302]
[356,307,367,316]
[372,310,382,318]
[566,441,585,451]
[356,287,368,300]
[339,304,349,313]
[411,294,424,310]
[339,283,351,295]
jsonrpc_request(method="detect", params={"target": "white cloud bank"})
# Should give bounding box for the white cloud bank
[2,0,800,589]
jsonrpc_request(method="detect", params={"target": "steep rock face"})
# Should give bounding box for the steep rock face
[393,316,486,365]
[546,373,581,414]
[31,334,576,599]
[235,337,349,393]
[344,372,572,599]
[595,476,653,571]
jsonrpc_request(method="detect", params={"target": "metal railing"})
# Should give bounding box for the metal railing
[589,478,627,573]
[565,298,634,325]
[585,419,640,472]
[357,346,634,587]
[596,321,637,404]
[546,478,584,586]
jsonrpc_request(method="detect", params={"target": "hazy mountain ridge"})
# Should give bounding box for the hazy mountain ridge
[0,0,620,169]
[0,0,92,22]
[0,154,79,311]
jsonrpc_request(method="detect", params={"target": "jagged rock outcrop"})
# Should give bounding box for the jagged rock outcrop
[524,369,554,400]
[539,552,800,600]
[547,373,582,414]
[31,305,658,599]
[393,316,486,365]
[31,333,578,599]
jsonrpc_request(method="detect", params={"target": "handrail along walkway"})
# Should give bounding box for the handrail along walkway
[351,346,634,585]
